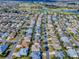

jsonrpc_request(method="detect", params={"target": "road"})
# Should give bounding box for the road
[43,18,50,59]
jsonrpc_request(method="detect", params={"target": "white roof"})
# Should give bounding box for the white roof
[67,49,78,57]
[60,36,69,43]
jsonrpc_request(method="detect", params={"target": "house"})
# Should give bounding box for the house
[26,28,32,35]
[0,38,2,41]
[30,51,42,59]
[67,48,78,57]
[51,44,62,50]
[7,33,14,40]
[59,32,65,37]
[71,27,77,34]
[60,36,69,43]
[55,51,64,58]
[2,32,8,38]
[0,44,8,54]
[14,52,21,57]
[34,33,40,39]
[14,48,29,57]
[30,41,42,59]
[19,48,29,56]
[32,43,41,52]
[21,37,30,48]
[14,37,30,57]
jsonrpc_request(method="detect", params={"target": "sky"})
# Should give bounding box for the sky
[15,0,79,1]
[1,0,79,2]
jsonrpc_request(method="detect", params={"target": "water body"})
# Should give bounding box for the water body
[63,10,79,14]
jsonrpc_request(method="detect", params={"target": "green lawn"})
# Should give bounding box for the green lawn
[0,57,5,59]
[49,46,54,52]
[12,56,30,59]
